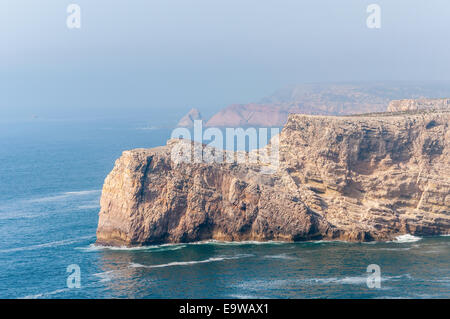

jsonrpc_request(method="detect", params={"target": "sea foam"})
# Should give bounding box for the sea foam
[129,254,252,269]
[27,190,101,203]
[77,243,187,252]
[0,235,95,253]
[393,234,422,243]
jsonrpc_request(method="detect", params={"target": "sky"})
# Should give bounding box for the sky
[2,0,450,119]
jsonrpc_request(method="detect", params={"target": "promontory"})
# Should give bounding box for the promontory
[96,107,450,246]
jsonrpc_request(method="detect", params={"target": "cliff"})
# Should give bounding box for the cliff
[96,110,450,246]
[387,98,450,112]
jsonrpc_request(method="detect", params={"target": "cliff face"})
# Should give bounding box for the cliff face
[96,110,450,246]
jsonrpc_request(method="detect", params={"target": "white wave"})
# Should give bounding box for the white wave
[386,274,413,281]
[0,190,101,220]
[140,245,187,252]
[290,277,370,285]
[22,288,69,299]
[311,240,351,244]
[0,211,43,220]
[22,267,128,299]
[441,234,450,237]
[234,279,285,290]
[312,276,395,285]
[77,244,150,252]
[26,190,101,203]
[93,270,115,282]
[77,203,100,209]
[372,247,412,251]
[263,254,298,260]
[336,277,368,285]
[65,190,101,196]
[191,240,290,246]
[430,277,450,283]
[77,243,187,252]
[375,296,410,299]
[130,254,252,269]
[393,234,422,243]
[0,235,95,253]
[75,244,102,252]
[228,294,268,299]
[235,274,411,291]
[89,240,290,250]
[422,249,445,254]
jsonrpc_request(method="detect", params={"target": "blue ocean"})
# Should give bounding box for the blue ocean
[0,118,449,299]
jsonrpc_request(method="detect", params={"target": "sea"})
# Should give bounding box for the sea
[0,117,449,299]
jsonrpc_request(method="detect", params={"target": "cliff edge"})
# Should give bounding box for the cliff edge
[387,98,450,112]
[96,110,450,246]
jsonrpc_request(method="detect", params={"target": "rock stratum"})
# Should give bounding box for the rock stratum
[97,109,450,246]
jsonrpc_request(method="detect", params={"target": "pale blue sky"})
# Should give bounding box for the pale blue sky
[2,0,450,118]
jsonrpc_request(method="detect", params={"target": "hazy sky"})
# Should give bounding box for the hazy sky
[2,0,450,118]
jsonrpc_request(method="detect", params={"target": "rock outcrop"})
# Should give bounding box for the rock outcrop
[177,108,202,127]
[97,109,450,246]
[206,103,293,127]
[387,98,450,112]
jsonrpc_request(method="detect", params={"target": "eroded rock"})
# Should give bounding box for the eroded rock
[96,110,450,245]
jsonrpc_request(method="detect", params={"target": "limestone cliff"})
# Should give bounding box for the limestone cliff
[387,98,450,112]
[96,110,450,246]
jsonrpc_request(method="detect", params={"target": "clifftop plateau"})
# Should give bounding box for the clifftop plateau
[387,98,450,112]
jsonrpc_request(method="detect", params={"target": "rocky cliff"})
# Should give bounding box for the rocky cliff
[387,98,450,112]
[97,109,450,246]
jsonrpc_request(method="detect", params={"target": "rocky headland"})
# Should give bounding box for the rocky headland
[387,98,450,112]
[96,105,450,246]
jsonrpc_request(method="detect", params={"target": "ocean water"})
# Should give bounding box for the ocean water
[0,118,449,299]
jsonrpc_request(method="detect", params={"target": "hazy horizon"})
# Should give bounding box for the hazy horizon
[2,0,450,119]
